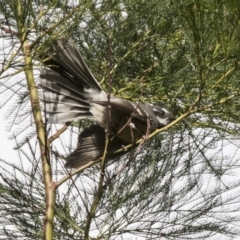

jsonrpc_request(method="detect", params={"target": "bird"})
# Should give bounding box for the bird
[39,39,174,168]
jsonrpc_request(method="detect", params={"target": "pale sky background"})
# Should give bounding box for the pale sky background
[0,103,18,161]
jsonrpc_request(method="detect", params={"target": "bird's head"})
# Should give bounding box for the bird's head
[152,105,175,128]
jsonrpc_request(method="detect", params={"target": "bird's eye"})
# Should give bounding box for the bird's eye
[159,110,165,116]
[153,108,165,117]
[158,110,165,117]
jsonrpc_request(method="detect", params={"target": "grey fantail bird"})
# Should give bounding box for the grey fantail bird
[39,40,174,168]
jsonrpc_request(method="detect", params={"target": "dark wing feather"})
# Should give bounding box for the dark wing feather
[65,125,106,168]
[65,124,130,168]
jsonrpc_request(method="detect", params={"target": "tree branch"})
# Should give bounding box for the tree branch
[22,39,55,240]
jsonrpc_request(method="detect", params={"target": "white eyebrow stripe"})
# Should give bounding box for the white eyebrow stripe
[153,107,169,114]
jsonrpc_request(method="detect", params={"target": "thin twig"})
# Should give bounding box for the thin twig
[84,24,113,240]
[48,122,71,144]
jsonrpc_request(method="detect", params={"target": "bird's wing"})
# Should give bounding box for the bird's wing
[65,124,129,168]
[65,125,105,168]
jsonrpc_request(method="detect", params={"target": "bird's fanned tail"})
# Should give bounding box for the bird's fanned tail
[39,40,102,123]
